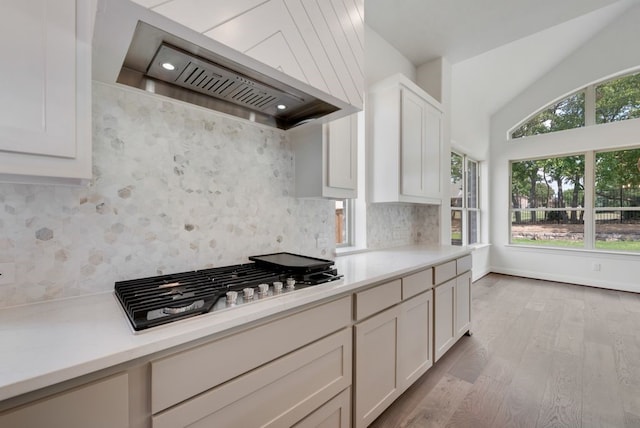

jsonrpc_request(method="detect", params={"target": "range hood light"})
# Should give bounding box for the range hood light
[107,20,348,130]
[161,62,175,71]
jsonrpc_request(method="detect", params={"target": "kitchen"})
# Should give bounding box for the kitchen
[1,0,640,426]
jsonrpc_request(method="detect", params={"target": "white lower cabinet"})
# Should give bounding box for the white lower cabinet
[456,271,472,338]
[150,297,352,427]
[153,328,352,428]
[434,278,456,361]
[434,256,473,362]
[353,275,434,428]
[294,387,351,428]
[354,304,401,428]
[0,373,128,428]
[398,291,433,388]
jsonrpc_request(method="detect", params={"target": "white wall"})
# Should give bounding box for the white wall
[365,25,415,86]
[489,4,640,292]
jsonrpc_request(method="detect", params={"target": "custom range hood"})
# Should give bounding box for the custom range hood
[92,0,353,129]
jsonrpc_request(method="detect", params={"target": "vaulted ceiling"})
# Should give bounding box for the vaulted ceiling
[366,0,639,150]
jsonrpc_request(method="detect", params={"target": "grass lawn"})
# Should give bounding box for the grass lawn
[511,237,640,251]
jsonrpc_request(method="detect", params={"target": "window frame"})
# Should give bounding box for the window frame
[509,68,640,140]
[335,199,354,248]
[451,151,480,246]
[509,146,640,253]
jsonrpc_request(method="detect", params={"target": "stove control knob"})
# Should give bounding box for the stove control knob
[226,291,238,304]
[273,281,283,293]
[286,278,296,290]
[258,283,269,295]
[243,287,255,300]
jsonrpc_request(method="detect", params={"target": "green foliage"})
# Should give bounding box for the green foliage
[595,148,640,190]
[511,92,585,138]
[596,72,640,123]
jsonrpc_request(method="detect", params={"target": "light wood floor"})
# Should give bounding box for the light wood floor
[370,273,640,428]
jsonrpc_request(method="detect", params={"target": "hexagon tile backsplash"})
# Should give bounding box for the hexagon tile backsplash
[0,83,335,307]
[0,83,440,308]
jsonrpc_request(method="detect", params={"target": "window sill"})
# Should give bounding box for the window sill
[335,246,369,257]
[505,244,640,258]
[468,243,491,251]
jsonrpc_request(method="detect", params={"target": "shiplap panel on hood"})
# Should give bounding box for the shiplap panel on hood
[133,0,364,109]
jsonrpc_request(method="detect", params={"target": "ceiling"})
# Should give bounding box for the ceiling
[365,0,639,150]
[365,0,629,65]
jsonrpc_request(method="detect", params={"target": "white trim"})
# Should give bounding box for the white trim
[504,243,640,259]
[490,266,640,293]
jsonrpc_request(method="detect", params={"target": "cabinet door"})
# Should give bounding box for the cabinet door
[353,305,401,428]
[434,278,456,362]
[455,271,472,338]
[0,0,92,182]
[294,388,351,428]
[398,291,433,390]
[423,101,442,199]
[400,88,426,198]
[0,373,128,428]
[0,0,76,158]
[325,114,357,197]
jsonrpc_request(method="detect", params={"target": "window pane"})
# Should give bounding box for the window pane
[511,155,585,248]
[594,148,640,251]
[595,209,640,251]
[511,92,585,139]
[596,71,640,124]
[467,159,478,208]
[595,148,640,207]
[468,210,479,245]
[451,209,462,246]
[511,156,585,212]
[451,152,463,208]
[511,209,584,247]
[335,200,346,245]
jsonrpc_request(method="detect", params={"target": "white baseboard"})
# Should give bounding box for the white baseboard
[489,266,640,294]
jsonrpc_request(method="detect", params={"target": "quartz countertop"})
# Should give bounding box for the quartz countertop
[0,245,469,402]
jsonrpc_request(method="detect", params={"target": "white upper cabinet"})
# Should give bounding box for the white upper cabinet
[132,0,364,109]
[369,74,443,205]
[0,0,93,184]
[292,113,358,199]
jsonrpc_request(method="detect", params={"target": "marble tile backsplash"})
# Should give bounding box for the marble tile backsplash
[0,83,335,307]
[367,203,439,249]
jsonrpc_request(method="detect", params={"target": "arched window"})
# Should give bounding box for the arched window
[511,92,585,139]
[510,70,640,139]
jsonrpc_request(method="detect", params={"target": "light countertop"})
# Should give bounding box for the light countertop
[0,245,469,402]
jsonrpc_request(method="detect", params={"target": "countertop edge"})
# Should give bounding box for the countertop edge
[0,245,471,403]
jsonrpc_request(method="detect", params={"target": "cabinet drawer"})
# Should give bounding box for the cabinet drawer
[152,329,352,428]
[0,373,128,428]
[354,279,402,321]
[402,269,432,299]
[457,254,472,274]
[433,260,456,285]
[293,387,351,428]
[151,296,351,413]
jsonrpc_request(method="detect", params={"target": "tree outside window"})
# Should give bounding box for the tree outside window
[510,69,640,139]
[510,148,640,252]
[451,152,479,246]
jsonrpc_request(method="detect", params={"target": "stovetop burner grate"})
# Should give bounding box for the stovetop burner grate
[115,255,342,331]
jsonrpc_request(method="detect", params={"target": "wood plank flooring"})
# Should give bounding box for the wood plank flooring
[369,274,640,428]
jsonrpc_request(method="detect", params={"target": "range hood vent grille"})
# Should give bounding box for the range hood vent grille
[146,44,300,113]
[116,22,341,130]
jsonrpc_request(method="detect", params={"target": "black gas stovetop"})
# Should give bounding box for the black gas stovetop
[114,253,342,331]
